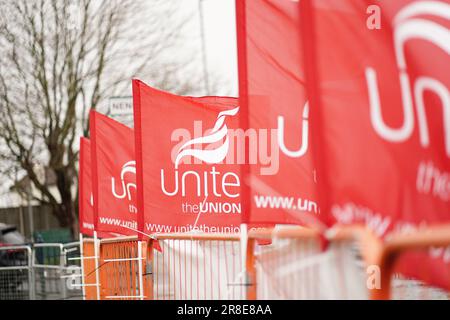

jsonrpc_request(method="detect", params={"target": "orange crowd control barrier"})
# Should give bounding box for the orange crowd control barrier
[80,236,100,300]
[98,236,150,300]
[371,224,450,300]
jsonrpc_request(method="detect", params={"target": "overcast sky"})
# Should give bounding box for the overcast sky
[177,0,238,96]
[202,0,238,95]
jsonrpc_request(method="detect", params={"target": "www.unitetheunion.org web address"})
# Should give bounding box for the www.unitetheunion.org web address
[98,194,318,233]
[98,217,242,234]
[253,195,319,214]
[181,195,319,215]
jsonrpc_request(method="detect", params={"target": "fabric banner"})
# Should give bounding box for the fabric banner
[79,137,95,237]
[90,111,138,236]
[133,80,242,236]
[236,0,322,228]
[302,0,450,288]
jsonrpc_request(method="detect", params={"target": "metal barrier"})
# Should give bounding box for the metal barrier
[33,243,66,300]
[0,228,447,300]
[0,242,85,300]
[148,233,246,300]
[33,242,83,300]
[80,236,100,300]
[62,242,84,300]
[93,226,378,300]
[0,245,34,300]
[246,226,377,300]
[74,224,450,301]
[98,237,148,300]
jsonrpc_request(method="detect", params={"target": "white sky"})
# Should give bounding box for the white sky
[177,0,238,96]
[201,0,238,96]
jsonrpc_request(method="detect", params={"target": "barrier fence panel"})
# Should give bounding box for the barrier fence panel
[0,245,34,300]
[75,225,450,300]
[33,243,66,300]
[149,233,246,300]
[62,242,84,300]
[98,237,148,300]
[32,242,83,300]
[372,225,450,300]
[80,238,100,300]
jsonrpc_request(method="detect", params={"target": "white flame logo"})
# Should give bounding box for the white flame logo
[175,107,240,168]
[111,160,137,200]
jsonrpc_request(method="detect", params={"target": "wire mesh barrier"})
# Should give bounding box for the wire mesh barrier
[248,227,369,300]
[33,243,67,300]
[2,225,448,300]
[0,246,34,300]
[62,242,84,300]
[80,238,100,300]
[33,243,84,300]
[0,242,85,300]
[98,237,148,300]
[149,234,246,300]
[81,226,449,301]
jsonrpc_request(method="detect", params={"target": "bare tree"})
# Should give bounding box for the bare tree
[0,0,211,236]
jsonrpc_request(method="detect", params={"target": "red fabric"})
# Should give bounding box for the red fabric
[78,137,116,239]
[133,80,243,236]
[79,137,95,237]
[236,0,322,228]
[303,0,450,289]
[90,111,138,236]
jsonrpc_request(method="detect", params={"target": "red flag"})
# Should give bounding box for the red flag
[78,137,116,239]
[133,80,242,236]
[302,0,450,288]
[90,111,138,236]
[236,0,322,228]
[79,137,95,237]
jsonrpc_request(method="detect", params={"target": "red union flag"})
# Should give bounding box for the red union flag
[90,111,138,236]
[236,0,322,227]
[302,0,450,288]
[78,137,117,239]
[133,80,242,235]
[79,137,95,237]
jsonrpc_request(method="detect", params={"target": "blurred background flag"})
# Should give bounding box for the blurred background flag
[301,0,450,290]
[236,0,323,228]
